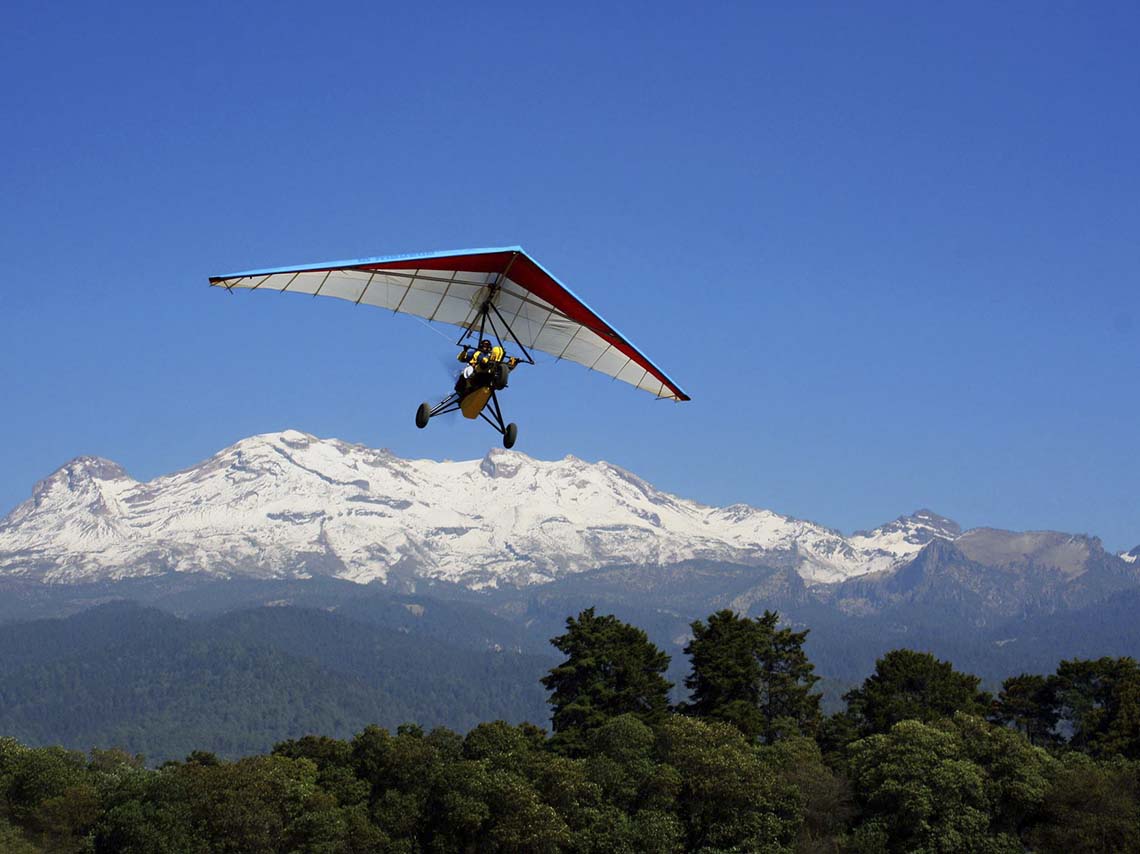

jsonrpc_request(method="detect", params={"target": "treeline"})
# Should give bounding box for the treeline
[2,607,1139,852]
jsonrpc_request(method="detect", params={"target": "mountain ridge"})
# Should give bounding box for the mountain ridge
[0,430,965,588]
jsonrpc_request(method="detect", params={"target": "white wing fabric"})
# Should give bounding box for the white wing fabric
[210,246,689,401]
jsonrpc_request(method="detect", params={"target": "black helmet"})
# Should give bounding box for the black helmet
[479,339,492,351]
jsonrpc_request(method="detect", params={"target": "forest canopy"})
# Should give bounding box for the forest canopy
[2,608,1139,853]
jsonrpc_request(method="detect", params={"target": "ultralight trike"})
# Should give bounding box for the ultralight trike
[414,285,534,448]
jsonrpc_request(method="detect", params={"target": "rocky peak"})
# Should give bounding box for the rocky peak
[52,456,129,484]
[860,509,960,540]
[480,448,529,479]
[908,509,962,537]
[278,429,317,448]
[30,457,132,508]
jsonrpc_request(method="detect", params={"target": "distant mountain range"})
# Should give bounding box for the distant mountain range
[8,430,1131,590]
[2,430,1139,760]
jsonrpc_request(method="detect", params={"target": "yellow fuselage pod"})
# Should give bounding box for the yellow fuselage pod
[460,386,492,419]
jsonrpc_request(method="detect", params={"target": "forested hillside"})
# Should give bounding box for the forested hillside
[0,602,551,762]
[2,607,1139,852]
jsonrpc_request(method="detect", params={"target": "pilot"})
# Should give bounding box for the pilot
[455,339,495,394]
[456,339,520,395]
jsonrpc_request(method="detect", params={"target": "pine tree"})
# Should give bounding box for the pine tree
[844,649,991,736]
[756,611,822,742]
[991,673,1060,747]
[1052,656,1140,758]
[684,609,821,743]
[542,608,672,756]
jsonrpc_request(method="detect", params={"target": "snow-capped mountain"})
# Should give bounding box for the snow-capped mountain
[849,509,961,556]
[0,431,956,589]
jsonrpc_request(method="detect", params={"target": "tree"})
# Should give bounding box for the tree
[0,743,101,851]
[990,674,1060,748]
[94,754,351,854]
[1051,657,1140,759]
[683,609,821,743]
[479,769,571,853]
[93,766,202,854]
[584,714,660,813]
[542,608,672,756]
[0,819,38,854]
[942,713,1052,840]
[843,649,991,736]
[350,724,445,841]
[655,715,801,852]
[180,755,346,854]
[762,735,854,853]
[272,735,367,808]
[847,720,1001,853]
[816,710,861,760]
[1026,753,1140,853]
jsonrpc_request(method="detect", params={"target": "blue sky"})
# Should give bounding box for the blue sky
[2,1,1137,550]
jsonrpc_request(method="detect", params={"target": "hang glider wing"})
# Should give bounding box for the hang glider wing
[209,246,689,401]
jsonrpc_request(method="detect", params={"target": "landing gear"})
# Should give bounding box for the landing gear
[415,386,519,447]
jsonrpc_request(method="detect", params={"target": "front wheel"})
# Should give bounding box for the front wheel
[503,423,518,449]
[415,402,431,429]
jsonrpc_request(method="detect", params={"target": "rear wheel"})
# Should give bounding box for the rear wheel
[491,362,510,390]
[503,423,518,449]
[415,402,431,428]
